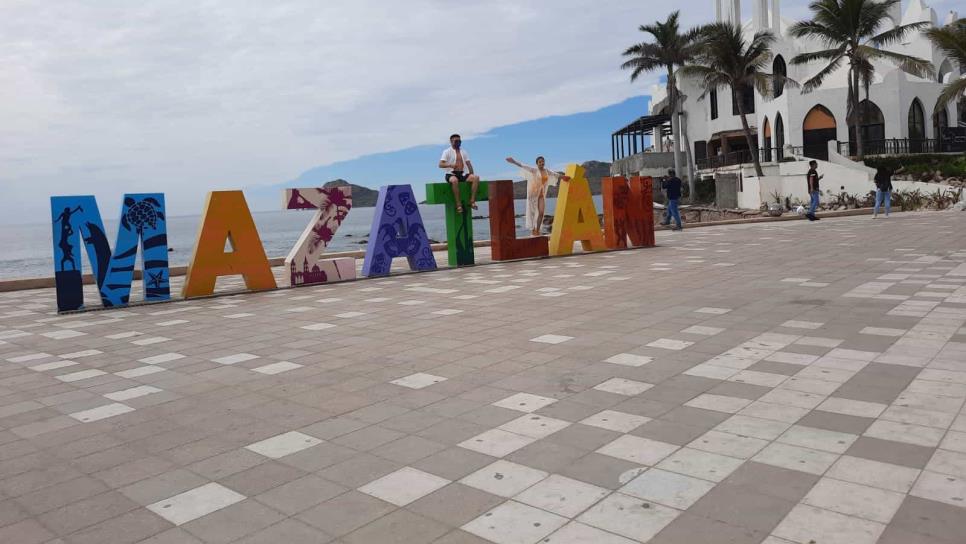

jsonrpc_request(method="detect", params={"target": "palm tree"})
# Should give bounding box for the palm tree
[926,18,966,114]
[621,11,703,198]
[789,0,933,159]
[682,22,786,177]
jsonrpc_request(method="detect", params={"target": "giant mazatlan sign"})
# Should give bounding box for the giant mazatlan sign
[50,164,654,312]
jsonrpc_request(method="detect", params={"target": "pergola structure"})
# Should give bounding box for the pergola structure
[611,114,671,162]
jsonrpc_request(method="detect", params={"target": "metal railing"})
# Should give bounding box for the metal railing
[696,146,803,170]
[836,138,943,156]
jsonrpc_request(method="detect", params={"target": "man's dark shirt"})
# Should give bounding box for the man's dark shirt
[807,168,820,192]
[664,176,682,200]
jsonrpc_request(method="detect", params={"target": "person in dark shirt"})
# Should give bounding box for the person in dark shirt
[660,169,684,230]
[805,160,824,221]
[873,167,893,218]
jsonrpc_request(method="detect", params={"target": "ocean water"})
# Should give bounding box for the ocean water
[0,196,601,280]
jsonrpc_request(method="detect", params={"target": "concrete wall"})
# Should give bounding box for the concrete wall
[611,152,676,177]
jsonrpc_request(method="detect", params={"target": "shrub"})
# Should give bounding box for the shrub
[863,154,966,178]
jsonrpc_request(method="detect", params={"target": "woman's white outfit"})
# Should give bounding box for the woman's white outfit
[518,166,563,231]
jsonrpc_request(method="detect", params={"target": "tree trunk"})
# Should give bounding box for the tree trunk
[681,112,697,201]
[667,70,683,179]
[851,62,865,159]
[735,92,764,177]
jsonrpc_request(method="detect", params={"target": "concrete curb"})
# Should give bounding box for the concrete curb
[0,207,881,293]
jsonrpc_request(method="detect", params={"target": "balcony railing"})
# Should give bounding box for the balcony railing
[836,138,966,156]
[696,147,803,170]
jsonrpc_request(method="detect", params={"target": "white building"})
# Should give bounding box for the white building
[612,0,964,197]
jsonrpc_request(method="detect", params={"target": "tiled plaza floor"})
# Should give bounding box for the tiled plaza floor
[1,211,966,544]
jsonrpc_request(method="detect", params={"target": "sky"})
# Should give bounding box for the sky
[1,0,956,224]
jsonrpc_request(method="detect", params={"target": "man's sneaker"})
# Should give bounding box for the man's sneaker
[806,214,815,221]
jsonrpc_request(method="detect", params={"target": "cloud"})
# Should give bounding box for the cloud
[0,0,815,223]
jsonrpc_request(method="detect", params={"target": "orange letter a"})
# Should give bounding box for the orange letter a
[182,191,277,298]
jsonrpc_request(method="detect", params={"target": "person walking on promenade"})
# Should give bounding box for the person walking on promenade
[660,169,684,231]
[806,160,824,221]
[873,166,893,218]
[505,156,570,236]
[439,134,480,214]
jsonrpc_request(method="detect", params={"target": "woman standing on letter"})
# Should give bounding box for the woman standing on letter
[506,156,569,237]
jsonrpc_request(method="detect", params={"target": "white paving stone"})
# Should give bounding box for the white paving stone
[597,435,679,466]
[69,403,135,423]
[752,443,839,475]
[656,447,744,482]
[773,504,886,544]
[211,353,260,365]
[684,394,752,414]
[802,477,904,523]
[104,385,162,401]
[592,378,653,396]
[492,392,558,413]
[245,431,322,459]
[530,334,574,344]
[499,414,571,439]
[577,492,680,542]
[463,500,568,544]
[147,482,246,525]
[251,361,302,375]
[515,474,609,518]
[580,410,651,433]
[603,353,653,367]
[459,429,536,457]
[619,468,715,509]
[460,460,549,498]
[390,373,448,389]
[56,369,108,382]
[358,466,450,506]
[826,455,921,493]
[542,522,637,544]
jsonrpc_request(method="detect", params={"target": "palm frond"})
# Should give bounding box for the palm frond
[869,21,932,48]
[934,76,966,112]
[857,45,935,79]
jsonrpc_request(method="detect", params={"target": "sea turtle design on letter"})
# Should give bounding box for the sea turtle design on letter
[122,197,165,236]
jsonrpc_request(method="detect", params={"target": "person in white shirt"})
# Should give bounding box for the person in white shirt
[506,156,569,236]
[439,134,480,214]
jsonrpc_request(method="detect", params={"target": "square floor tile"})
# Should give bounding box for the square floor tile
[147,482,246,525]
[300,323,336,331]
[69,403,135,423]
[543,521,637,544]
[825,455,920,493]
[358,466,450,506]
[816,397,887,419]
[390,373,448,390]
[752,443,839,475]
[864,420,944,447]
[802,477,904,523]
[29,360,78,372]
[252,361,303,375]
[578,492,680,542]
[681,326,725,336]
[246,431,322,459]
[459,429,536,458]
[689,430,768,459]
[530,335,574,345]
[515,474,609,518]
[492,393,558,413]
[778,425,858,454]
[619,468,715,509]
[138,353,185,365]
[115,366,165,379]
[580,410,651,433]
[773,504,885,544]
[696,307,731,314]
[104,385,162,402]
[909,470,966,507]
[781,320,824,330]
[499,415,571,439]
[603,353,653,367]
[647,338,695,351]
[463,500,567,544]
[597,435,679,466]
[714,415,791,440]
[56,369,107,382]
[656,447,744,482]
[460,460,548,498]
[593,378,653,396]
[684,394,752,414]
[211,353,260,365]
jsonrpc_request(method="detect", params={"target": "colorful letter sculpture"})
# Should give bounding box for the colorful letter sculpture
[284,186,356,286]
[602,176,655,249]
[182,191,277,298]
[424,181,489,266]
[488,180,549,261]
[50,194,171,312]
[548,164,606,256]
[361,185,437,276]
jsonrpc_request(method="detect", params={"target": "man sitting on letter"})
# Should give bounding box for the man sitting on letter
[439,133,480,214]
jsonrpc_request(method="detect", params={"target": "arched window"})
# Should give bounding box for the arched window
[802,105,837,160]
[848,100,885,154]
[710,88,719,120]
[775,113,785,159]
[762,117,772,161]
[773,55,787,98]
[934,106,949,145]
[908,99,926,152]
[938,59,954,83]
